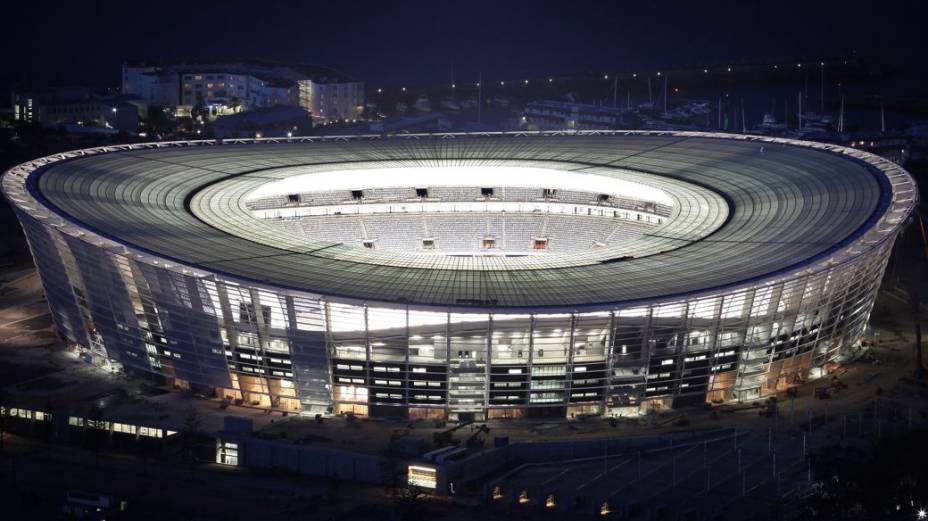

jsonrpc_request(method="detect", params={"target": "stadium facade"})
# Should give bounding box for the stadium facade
[2,132,916,420]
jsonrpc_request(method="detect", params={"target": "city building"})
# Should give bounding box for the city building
[122,62,363,123]
[1,132,916,421]
[12,87,143,133]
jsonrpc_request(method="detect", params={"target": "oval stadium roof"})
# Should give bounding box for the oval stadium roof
[6,131,917,311]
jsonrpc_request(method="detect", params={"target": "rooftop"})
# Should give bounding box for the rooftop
[124,60,359,84]
[5,131,916,311]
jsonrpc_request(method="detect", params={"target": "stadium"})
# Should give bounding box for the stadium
[1,131,916,421]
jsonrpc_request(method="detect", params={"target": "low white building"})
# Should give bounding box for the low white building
[299,79,364,124]
[122,62,363,123]
[122,66,180,108]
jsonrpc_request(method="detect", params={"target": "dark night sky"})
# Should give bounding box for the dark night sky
[2,0,925,91]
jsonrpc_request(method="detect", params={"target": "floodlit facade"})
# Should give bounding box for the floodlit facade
[2,132,916,420]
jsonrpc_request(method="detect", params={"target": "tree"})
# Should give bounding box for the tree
[391,485,429,521]
[43,399,55,453]
[146,105,174,133]
[0,387,8,454]
[180,406,202,481]
[795,429,928,520]
[86,403,106,467]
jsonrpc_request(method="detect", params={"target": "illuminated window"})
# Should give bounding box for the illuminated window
[216,439,239,466]
[408,465,437,489]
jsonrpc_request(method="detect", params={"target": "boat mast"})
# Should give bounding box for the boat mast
[648,76,653,106]
[804,73,809,113]
[881,102,886,133]
[838,95,845,132]
[612,74,618,108]
[718,95,722,129]
[741,98,746,133]
[785,97,789,128]
[477,71,482,125]
[663,73,668,115]
[820,62,825,115]
[798,91,803,129]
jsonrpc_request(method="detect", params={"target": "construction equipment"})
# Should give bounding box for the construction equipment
[830,376,848,391]
[465,424,490,448]
[432,420,473,446]
[759,396,778,417]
